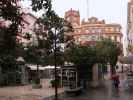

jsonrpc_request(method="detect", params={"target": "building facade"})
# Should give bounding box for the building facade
[17,12,38,46]
[0,2,38,46]
[127,0,133,54]
[65,9,123,46]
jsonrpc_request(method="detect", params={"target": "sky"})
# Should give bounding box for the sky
[22,0,129,54]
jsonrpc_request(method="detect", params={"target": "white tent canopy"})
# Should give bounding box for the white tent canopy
[27,64,60,70]
[118,54,133,64]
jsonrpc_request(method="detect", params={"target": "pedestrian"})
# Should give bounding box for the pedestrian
[112,74,120,90]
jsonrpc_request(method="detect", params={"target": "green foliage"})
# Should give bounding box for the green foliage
[31,0,52,12]
[31,1,73,66]
[22,0,73,67]
[65,38,121,80]
[65,45,97,66]
[0,0,22,86]
[0,0,22,55]
[24,46,47,65]
[0,55,21,86]
[96,38,120,66]
[65,45,96,80]
[50,79,60,87]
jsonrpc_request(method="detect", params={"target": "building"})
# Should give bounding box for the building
[17,11,38,46]
[65,9,123,46]
[0,0,38,46]
[0,9,38,46]
[127,0,133,54]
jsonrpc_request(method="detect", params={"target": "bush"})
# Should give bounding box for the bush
[32,83,42,89]
[31,77,42,89]
[50,79,60,87]
[0,72,21,86]
[34,78,40,84]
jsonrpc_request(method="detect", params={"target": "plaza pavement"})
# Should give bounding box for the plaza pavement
[0,73,133,100]
[0,79,64,100]
[42,73,133,100]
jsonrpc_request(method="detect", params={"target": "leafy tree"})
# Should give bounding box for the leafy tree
[96,38,121,74]
[65,38,121,87]
[0,0,22,54]
[23,0,73,66]
[34,9,73,66]
[23,0,73,87]
[65,44,97,87]
[0,0,22,85]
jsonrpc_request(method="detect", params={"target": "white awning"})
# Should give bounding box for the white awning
[118,55,133,64]
[27,64,60,70]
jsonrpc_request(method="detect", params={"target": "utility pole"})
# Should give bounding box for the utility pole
[86,0,89,18]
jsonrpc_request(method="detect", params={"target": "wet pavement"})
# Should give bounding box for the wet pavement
[0,73,133,100]
[0,79,64,100]
[42,73,133,100]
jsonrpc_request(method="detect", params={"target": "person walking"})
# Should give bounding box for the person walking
[112,74,120,90]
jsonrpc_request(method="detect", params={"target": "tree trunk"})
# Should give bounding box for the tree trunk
[36,64,40,84]
[110,65,116,76]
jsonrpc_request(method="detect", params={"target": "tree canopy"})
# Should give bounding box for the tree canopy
[65,38,121,79]
[24,0,73,66]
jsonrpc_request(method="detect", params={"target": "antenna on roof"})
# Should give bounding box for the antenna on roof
[86,0,89,18]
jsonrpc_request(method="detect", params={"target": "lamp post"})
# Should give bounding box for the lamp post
[52,19,71,100]
[121,64,124,73]
[53,28,58,100]
[54,25,68,100]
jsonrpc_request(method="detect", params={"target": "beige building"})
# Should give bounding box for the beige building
[65,9,123,46]
[127,0,133,54]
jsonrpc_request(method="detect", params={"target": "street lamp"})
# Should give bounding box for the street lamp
[53,25,69,100]
[53,28,58,100]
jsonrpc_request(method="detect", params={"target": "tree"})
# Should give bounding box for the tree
[37,12,72,64]
[38,9,72,100]
[0,0,22,85]
[20,0,73,93]
[27,0,73,66]
[65,44,97,87]
[0,0,22,54]
[65,38,121,87]
[96,38,121,74]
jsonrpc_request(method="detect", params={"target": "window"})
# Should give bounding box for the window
[116,28,120,32]
[108,36,111,40]
[85,30,89,33]
[114,36,117,41]
[67,17,70,21]
[91,35,96,41]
